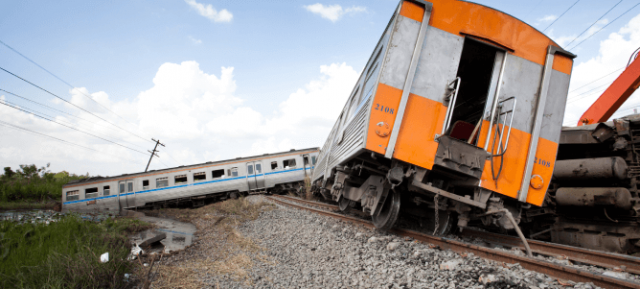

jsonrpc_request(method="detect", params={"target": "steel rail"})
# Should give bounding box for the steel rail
[267,196,640,289]
[461,228,640,275]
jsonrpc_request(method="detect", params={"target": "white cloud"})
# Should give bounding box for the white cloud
[188,36,202,45]
[563,13,640,125]
[537,15,557,23]
[304,3,367,22]
[0,61,359,177]
[184,0,233,23]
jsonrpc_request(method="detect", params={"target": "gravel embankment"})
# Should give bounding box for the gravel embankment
[207,196,602,289]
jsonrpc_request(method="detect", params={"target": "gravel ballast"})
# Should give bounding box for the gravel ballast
[205,196,605,289]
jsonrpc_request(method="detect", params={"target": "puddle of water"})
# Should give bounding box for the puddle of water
[132,216,196,254]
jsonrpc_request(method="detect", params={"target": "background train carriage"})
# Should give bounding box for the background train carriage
[312,0,575,235]
[62,148,319,212]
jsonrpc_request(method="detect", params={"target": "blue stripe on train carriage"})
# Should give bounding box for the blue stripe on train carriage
[63,166,315,205]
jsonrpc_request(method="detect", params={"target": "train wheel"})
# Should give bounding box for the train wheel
[372,190,401,231]
[230,192,239,199]
[338,196,351,212]
[426,210,455,236]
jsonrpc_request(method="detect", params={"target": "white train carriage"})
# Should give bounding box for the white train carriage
[62,148,319,212]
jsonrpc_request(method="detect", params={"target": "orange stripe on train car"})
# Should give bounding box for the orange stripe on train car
[392,94,445,170]
[552,54,573,75]
[366,83,403,154]
[400,0,425,22]
[426,0,569,74]
[477,121,558,206]
[478,121,529,199]
[526,137,558,206]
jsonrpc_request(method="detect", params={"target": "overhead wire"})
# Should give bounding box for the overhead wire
[0,88,147,149]
[524,0,545,20]
[0,39,151,139]
[0,88,93,123]
[568,67,625,93]
[0,120,144,166]
[564,0,623,48]
[543,0,581,32]
[0,101,148,155]
[0,65,153,144]
[568,2,640,50]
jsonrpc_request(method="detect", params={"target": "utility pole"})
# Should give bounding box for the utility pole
[145,138,165,172]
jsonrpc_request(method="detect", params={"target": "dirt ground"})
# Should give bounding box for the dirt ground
[137,196,275,289]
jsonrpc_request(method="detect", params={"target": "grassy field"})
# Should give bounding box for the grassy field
[0,215,151,289]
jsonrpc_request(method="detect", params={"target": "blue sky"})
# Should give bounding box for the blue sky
[1,0,640,175]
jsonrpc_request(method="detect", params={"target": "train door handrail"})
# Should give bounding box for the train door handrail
[484,53,508,150]
[495,96,517,154]
[438,77,462,138]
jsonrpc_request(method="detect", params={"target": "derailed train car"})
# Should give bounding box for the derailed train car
[312,0,577,245]
[63,148,318,212]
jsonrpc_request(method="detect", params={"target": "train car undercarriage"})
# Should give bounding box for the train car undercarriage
[313,115,640,254]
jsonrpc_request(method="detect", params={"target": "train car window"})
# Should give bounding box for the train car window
[142,180,150,189]
[85,187,98,199]
[194,172,206,182]
[230,167,239,177]
[255,164,262,174]
[212,169,225,179]
[127,182,133,192]
[175,175,187,184]
[119,183,125,194]
[247,165,254,175]
[312,156,317,165]
[271,161,279,170]
[156,177,168,188]
[66,190,79,201]
[303,156,309,166]
[283,159,296,168]
[103,186,110,196]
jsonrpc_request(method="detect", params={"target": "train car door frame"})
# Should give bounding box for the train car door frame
[118,179,136,209]
[246,161,265,190]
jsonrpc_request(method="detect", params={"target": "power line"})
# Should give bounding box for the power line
[568,67,625,93]
[0,101,148,156]
[567,83,611,103]
[564,0,623,47]
[0,120,144,166]
[0,88,147,150]
[0,39,149,138]
[0,65,153,144]
[569,2,640,50]
[524,0,544,20]
[158,149,183,166]
[543,0,581,32]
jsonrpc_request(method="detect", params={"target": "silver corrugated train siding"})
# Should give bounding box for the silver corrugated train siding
[312,125,338,182]
[328,97,371,170]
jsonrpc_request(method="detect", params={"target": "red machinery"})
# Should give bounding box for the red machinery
[578,48,640,126]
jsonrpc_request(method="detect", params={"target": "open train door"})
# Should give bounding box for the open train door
[118,179,135,210]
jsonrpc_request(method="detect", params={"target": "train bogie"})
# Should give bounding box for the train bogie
[62,148,318,213]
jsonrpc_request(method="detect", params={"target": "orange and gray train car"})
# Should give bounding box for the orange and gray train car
[311,0,575,237]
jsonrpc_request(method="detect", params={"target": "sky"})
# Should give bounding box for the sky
[0,0,639,176]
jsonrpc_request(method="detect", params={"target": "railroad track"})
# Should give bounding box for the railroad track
[267,194,640,289]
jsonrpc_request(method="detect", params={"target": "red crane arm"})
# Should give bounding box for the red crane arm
[578,55,640,126]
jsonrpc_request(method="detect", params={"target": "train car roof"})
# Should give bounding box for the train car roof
[63,147,319,188]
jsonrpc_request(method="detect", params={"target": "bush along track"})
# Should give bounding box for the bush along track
[0,214,151,289]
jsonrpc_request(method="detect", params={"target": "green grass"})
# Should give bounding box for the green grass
[0,215,150,289]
